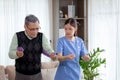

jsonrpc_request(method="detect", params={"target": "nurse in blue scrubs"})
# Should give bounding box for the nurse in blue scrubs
[54,18,90,80]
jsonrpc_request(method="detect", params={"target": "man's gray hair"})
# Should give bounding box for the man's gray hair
[25,14,39,26]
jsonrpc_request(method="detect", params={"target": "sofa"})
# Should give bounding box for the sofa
[0,61,84,80]
[0,61,59,80]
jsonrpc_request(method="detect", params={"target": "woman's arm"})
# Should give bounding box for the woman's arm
[55,53,75,61]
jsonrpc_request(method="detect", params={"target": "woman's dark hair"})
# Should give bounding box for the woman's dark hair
[25,14,39,26]
[64,18,78,36]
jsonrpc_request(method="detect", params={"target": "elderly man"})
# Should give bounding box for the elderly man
[9,14,55,80]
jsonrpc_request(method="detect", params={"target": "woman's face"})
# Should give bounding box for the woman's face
[64,23,76,37]
[24,21,40,38]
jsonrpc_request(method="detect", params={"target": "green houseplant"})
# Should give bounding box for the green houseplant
[80,48,106,80]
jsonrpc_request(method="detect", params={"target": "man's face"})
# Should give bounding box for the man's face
[25,21,40,38]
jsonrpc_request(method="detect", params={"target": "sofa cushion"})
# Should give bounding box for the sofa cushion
[0,65,8,80]
[41,68,57,80]
[41,61,59,69]
[5,61,59,80]
[0,75,6,80]
[41,61,58,80]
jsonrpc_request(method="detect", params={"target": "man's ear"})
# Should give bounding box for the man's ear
[24,25,27,29]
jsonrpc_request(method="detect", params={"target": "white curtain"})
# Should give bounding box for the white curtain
[117,0,120,79]
[0,0,52,66]
[88,0,120,80]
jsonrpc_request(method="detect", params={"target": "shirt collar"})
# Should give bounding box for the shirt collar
[24,31,33,40]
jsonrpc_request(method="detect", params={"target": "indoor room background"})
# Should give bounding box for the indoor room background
[0,0,120,80]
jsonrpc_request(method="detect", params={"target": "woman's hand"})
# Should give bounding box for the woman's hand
[67,54,75,60]
[81,55,90,61]
[51,53,75,61]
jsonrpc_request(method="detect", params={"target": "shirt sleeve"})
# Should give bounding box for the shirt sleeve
[55,38,63,54]
[80,39,88,56]
[42,34,54,54]
[9,33,19,59]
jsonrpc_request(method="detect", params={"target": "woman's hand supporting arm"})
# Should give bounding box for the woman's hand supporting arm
[52,53,75,61]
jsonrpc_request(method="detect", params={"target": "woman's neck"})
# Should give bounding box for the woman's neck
[65,36,75,41]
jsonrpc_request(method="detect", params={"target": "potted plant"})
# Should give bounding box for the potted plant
[80,47,106,80]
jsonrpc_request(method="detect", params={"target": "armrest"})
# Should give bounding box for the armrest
[5,65,15,80]
[0,65,5,75]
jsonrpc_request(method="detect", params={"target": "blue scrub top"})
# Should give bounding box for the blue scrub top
[54,36,88,80]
